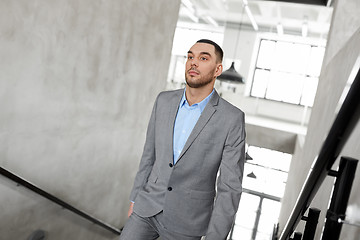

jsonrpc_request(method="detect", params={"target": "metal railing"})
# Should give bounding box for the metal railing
[279,67,360,240]
[0,166,121,235]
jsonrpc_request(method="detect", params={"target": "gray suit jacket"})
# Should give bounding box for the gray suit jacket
[129,89,245,239]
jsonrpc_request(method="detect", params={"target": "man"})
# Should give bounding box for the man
[120,39,246,240]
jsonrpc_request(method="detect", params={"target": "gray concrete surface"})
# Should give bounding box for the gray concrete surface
[0,0,180,239]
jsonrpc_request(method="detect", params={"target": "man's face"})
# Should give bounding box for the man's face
[185,43,222,89]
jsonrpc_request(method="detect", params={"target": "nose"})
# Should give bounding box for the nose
[190,58,198,67]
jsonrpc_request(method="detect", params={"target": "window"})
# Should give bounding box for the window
[228,146,292,240]
[250,38,325,107]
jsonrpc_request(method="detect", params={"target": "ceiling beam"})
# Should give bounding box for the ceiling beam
[262,0,328,6]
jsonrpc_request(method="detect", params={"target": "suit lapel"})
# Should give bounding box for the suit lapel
[176,91,220,163]
[166,89,184,161]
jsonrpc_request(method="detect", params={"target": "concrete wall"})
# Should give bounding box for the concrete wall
[278,0,360,239]
[0,0,180,239]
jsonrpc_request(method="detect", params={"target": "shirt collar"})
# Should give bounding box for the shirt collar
[179,88,215,113]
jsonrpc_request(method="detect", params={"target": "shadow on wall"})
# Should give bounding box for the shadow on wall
[27,230,45,240]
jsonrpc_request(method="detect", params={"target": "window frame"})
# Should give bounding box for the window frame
[248,34,326,107]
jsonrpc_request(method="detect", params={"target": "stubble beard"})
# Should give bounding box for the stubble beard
[185,68,216,89]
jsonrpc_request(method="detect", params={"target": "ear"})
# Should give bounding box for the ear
[214,63,223,77]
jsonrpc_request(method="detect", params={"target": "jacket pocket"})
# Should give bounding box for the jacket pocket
[190,190,216,200]
[147,171,158,183]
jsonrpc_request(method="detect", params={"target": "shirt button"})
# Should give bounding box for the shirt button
[168,187,172,191]
[169,163,173,168]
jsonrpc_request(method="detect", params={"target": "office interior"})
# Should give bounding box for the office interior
[0,0,359,239]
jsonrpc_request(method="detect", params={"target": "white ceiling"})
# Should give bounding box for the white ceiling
[178,0,333,38]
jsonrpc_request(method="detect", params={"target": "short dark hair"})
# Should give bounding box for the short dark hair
[196,39,223,63]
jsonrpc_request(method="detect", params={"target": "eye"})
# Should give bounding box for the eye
[200,57,208,61]
[187,56,194,60]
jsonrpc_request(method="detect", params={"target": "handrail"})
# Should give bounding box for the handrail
[279,66,360,240]
[0,166,121,235]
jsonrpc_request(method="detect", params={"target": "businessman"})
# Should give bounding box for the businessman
[120,39,246,240]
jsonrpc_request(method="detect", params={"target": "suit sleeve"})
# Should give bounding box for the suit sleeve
[205,111,246,240]
[129,95,159,202]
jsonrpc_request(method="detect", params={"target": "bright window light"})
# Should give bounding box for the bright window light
[308,46,325,76]
[229,146,292,240]
[301,77,319,106]
[250,38,325,107]
[256,40,276,69]
[251,69,270,98]
[171,27,223,56]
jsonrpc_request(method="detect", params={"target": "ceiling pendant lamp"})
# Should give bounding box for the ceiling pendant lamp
[246,152,253,161]
[217,61,244,83]
[217,4,246,84]
[247,171,257,179]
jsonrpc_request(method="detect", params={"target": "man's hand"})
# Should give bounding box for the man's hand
[128,202,134,218]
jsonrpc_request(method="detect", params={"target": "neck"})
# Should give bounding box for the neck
[185,84,214,106]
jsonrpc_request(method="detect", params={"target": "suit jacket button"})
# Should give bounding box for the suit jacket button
[169,163,173,168]
[168,187,172,191]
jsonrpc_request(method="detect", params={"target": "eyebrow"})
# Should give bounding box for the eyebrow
[187,51,212,57]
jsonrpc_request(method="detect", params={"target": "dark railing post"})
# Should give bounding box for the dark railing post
[321,157,358,240]
[272,223,279,240]
[292,232,302,240]
[302,208,320,240]
[279,67,360,240]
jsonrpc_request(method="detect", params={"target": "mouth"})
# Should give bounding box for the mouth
[188,69,199,76]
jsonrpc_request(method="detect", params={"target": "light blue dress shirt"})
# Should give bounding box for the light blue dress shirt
[173,89,214,164]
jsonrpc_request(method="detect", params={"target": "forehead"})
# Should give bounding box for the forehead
[188,42,216,55]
